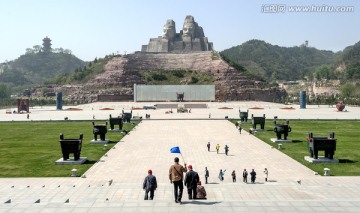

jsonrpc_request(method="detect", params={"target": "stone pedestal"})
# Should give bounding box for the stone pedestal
[108,129,123,132]
[55,157,88,165]
[304,156,339,164]
[90,139,110,144]
[249,128,265,132]
[271,138,292,143]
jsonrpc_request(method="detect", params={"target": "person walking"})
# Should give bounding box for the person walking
[207,142,211,152]
[239,125,242,134]
[264,168,268,182]
[169,157,187,204]
[205,167,209,184]
[231,170,236,182]
[218,169,225,181]
[184,165,199,200]
[250,169,256,184]
[224,145,229,156]
[242,169,248,183]
[216,144,220,154]
[143,169,157,200]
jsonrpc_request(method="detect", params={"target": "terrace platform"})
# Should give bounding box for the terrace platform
[1,102,360,212]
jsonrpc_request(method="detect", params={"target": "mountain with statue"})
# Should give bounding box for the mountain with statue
[56,15,286,103]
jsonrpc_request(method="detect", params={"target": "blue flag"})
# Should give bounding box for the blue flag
[170,146,181,153]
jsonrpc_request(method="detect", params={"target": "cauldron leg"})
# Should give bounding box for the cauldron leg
[74,152,79,161]
[64,153,69,160]
[314,149,318,159]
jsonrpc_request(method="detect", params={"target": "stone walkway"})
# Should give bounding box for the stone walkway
[1,102,360,212]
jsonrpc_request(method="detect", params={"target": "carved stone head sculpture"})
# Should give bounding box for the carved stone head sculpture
[182,15,196,38]
[162,19,176,41]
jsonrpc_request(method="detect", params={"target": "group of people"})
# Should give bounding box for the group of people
[142,157,269,202]
[143,157,207,203]
[207,142,229,155]
[219,168,268,184]
[167,157,207,203]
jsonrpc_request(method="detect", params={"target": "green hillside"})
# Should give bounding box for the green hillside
[340,41,360,79]
[221,39,336,81]
[0,37,85,91]
[0,52,85,84]
[46,55,112,85]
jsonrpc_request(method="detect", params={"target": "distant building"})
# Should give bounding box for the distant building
[42,36,52,53]
[134,84,215,102]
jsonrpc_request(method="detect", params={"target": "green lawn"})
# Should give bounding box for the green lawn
[1,119,359,177]
[0,121,139,177]
[230,120,360,176]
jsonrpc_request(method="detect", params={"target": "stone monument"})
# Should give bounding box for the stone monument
[336,101,345,111]
[141,15,213,52]
[176,92,184,102]
[91,122,109,144]
[299,91,306,109]
[56,133,87,165]
[59,133,83,161]
[17,99,29,113]
[122,110,132,123]
[56,92,63,110]
[271,118,292,142]
[239,109,249,122]
[109,114,123,132]
[251,114,266,130]
[305,132,338,163]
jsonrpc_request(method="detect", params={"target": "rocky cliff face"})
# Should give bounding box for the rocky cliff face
[279,80,340,99]
[64,51,286,102]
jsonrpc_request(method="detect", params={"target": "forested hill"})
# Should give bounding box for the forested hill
[220,39,336,81]
[342,41,360,62]
[339,41,360,79]
[0,52,85,87]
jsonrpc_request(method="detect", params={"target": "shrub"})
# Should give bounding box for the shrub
[152,73,167,81]
[190,76,199,84]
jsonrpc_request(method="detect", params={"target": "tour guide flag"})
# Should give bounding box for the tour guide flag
[170,146,185,163]
[170,146,181,153]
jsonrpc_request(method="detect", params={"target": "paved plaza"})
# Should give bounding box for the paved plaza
[1,102,360,212]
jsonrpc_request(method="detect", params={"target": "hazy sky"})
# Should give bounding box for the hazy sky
[1,0,359,62]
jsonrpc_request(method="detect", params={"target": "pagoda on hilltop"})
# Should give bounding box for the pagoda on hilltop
[42,36,52,53]
[141,15,213,53]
